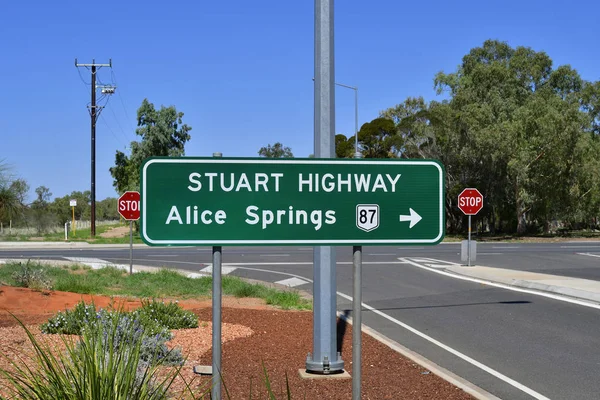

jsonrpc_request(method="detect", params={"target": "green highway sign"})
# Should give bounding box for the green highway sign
[140,157,445,246]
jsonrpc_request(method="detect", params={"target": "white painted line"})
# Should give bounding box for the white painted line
[577,252,600,259]
[200,265,237,275]
[115,258,411,269]
[335,289,551,400]
[274,277,309,287]
[64,257,108,264]
[190,260,549,400]
[403,258,600,311]
[561,245,600,248]
[411,258,436,263]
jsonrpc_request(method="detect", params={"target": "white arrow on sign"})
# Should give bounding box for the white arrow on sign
[399,208,422,228]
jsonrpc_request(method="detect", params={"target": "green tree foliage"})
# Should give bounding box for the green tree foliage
[96,197,119,220]
[335,134,355,158]
[380,39,600,234]
[356,118,400,158]
[110,99,192,194]
[0,161,27,225]
[258,142,294,158]
[49,191,91,223]
[30,186,56,234]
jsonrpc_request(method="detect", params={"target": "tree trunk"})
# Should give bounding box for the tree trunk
[516,181,526,235]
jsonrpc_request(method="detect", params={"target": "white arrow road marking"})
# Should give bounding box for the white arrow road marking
[399,208,422,228]
[63,257,135,272]
[200,265,237,275]
[274,277,310,287]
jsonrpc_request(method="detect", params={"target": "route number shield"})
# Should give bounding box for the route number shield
[356,204,380,232]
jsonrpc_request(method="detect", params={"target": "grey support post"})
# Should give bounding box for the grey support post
[352,245,362,399]
[306,0,344,374]
[212,152,223,399]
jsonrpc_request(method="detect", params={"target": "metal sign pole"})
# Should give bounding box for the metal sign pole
[212,151,223,399]
[352,245,362,399]
[129,220,133,275]
[306,0,343,375]
[212,246,222,400]
[468,215,471,267]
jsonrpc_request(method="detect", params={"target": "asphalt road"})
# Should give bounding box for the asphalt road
[2,242,600,399]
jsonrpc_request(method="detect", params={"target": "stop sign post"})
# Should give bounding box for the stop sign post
[458,188,483,266]
[118,191,140,274]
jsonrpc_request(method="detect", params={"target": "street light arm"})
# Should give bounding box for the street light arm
[335,82,357,90]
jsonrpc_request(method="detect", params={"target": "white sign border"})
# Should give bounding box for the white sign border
[141,158,444,245]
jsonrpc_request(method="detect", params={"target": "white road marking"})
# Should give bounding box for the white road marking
[422,264,452,269]
[335,289,551,400]
[63,257,136,272]
[200,265,237,275]
[236,258,548,400]
[560,245,600,248]
[274,277,310,287]
[577,252,600,259]
[88,254,554,397]
[141,256,550,400]
[403,257,600,312]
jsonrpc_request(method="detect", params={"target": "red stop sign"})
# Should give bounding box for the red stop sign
[458,188,483,215]
[118,191,141,220]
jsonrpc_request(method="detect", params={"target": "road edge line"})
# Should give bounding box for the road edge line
[337,312,501,400]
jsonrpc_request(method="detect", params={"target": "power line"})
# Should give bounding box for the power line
[110,69,137,135]
[107,97,131,144]
[77,67,90,86]
[100,113,127,149]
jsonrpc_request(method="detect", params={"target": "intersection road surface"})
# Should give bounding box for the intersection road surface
[2,242,600,399]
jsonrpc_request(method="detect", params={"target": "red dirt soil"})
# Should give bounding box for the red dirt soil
[0,286,476,399]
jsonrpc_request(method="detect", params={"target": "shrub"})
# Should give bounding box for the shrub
[40,301,98,335]
[41,299,197,366]
[133,298,198,331]
[11,261,52,290]
[0,314,194,399]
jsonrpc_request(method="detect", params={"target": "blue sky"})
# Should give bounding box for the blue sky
[1,0,598,203]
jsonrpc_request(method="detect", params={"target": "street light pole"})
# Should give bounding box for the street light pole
[312,78,361,158]
[333,82,361,158]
